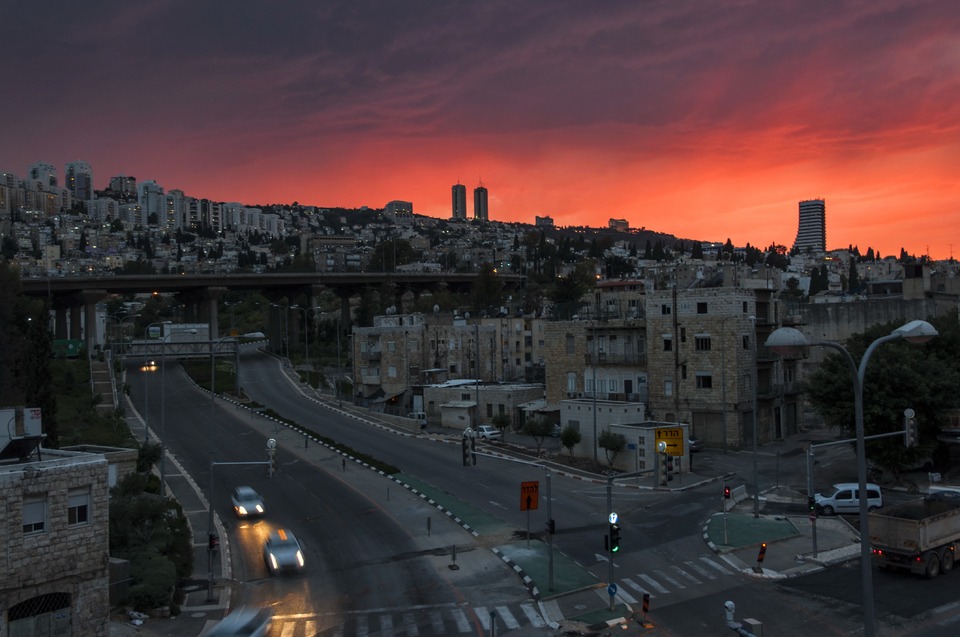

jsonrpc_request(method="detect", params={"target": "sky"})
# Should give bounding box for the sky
[2,1,958,260]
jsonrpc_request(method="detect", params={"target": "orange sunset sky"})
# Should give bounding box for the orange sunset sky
[2,1,958,260]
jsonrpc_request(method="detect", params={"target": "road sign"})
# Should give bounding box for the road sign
[655,427,685,456]
[608,583,618,597]
[520,481,539,511]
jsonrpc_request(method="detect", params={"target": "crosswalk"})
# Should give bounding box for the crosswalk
[267,603,547,636]
[612,555,740,604]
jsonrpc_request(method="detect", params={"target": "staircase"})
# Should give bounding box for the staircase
[89,357,117,416]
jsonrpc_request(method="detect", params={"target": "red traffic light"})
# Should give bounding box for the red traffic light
[723,485,731,499]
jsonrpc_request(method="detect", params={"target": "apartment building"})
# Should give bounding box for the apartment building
[0,444,112,636]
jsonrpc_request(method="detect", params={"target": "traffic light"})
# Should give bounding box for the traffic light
[208,532,219,551]
[658,453,668,486]
[461,436,471,466]
[724,485,731,500]
[904,409,918,447]
[665,454,674,481]
[547,519,556,535]
[470,436,477,465]
[808,496,816,513]
[609,523,621,553]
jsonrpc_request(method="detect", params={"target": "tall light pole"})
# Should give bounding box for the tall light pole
[766,319,938,637]
[749,316,759,518]
[208,335,234,600]
[291,305,309,373]
[158,324,197,496]
[143,322,169,445]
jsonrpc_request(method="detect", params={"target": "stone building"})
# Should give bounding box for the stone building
[0,446,112,636]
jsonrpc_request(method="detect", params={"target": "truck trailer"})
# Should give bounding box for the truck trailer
[869,494,960,578]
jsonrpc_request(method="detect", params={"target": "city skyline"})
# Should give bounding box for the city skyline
[2,1,958,260]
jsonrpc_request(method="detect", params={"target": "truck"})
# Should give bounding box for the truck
[869,493,960,578]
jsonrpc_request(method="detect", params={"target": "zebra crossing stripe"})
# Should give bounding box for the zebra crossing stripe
[428,610,445,633]
[380,614,394,635]
[654,569,686,589]
[304,620,318,636]
[474,606,491,630]
[356,614,369,637]
[402,612,419,636]
[278,622,296,637]
[622,577,656,598]
[638,573,670,594]
[451,608,472,632]
[700,556,734,574]
[615,587,638,605]
[520,603,547,628]
[671,564,702,585]
[685,560,716,580]
[496,606,520,629]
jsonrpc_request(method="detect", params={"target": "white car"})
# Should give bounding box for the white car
[231,486,265,518]
[477,425,501,441]
[263,528,305,574]
[207,607,272,637]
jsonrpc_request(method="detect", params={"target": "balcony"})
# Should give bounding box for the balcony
[584,351,647,366]
[362,350,381,361]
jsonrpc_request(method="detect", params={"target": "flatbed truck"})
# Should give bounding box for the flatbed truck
[869,494,960,578]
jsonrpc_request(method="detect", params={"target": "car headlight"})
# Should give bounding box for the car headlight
[255,504,264,513]
[268,553,278,570]
[296,550,304,567]
[237,506,248,515]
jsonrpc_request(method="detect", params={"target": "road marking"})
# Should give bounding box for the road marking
[654,568,685,589]
[701,556,734,574]
[380,614,394,636]
[428,610,445,633]
[451,608,472,632]
[520,603,547,627]
[671,564,702,585]
[622,577,656,598]
[616,588,638,604]
[685,560,716,580]
[497,605,520,629]
[356,614,369,637]
[304,620,318,636]
[474,606,491,630]
[402,612,419,635]
[279,623,296,637]
[638,573,670,594]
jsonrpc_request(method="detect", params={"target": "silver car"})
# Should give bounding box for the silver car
[231,486,265,518]
[263,528,305,574]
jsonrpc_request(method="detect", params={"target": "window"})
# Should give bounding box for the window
[680,327,686,343]
[664,379,673,396]
[681,365,687,380]
[697,302,708,314]
[461,393,471,400]
[387,340,396,352]
[387,365,397,378]
[742,335,750,350]
[68,487,91,526]
[696,373,713,389]
[486,404,493,417]
[565,334,575,354]
[661,304,671,315]
[22,496,46,534]
[695,336,711,351]
[566,372,577,393]
[663,337,672,352]
[609,379,618,393]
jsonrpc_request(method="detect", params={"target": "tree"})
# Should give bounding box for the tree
[522,416,554,456]
[560,425,582,456]
[491,412,511,440]
[848,257,860,293]
[802,312,960,480]
[598,430,626,468]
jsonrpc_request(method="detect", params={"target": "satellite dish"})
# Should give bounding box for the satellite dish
[433,304,440,313]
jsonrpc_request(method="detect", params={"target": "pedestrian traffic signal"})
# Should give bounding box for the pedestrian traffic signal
[609,523,621,553]
[547,519,556,535]
[658,452,668,486]
[808,496,816,512]
[724,485,731,499]
[208,532,219,551]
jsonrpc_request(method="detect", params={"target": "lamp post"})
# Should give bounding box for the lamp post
[158,324,198,497]
[749,316,759,518]
[291,305,309,374]
[143,322,168,445]
[766,319,938,637]
[207,335,235,600]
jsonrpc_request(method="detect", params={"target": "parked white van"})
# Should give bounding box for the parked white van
[815,482,883,515]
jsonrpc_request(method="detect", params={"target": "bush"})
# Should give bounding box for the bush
[126,550,176,611]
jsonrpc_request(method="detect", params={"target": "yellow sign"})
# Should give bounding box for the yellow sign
[520,481,539,511]
[655,427,685,456]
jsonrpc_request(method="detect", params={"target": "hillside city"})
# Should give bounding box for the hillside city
[3,160,960,636]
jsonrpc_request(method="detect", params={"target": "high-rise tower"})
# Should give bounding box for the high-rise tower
[473,183,488,221]
[793,199,826,253]
[451,183,467,219]
[65,161,93,201]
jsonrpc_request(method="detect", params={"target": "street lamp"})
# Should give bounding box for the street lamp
[156,323,198,496]
[208,335,235,599]
[749,316,759,518]
[291,305,309,374]
[765,319,938,637]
